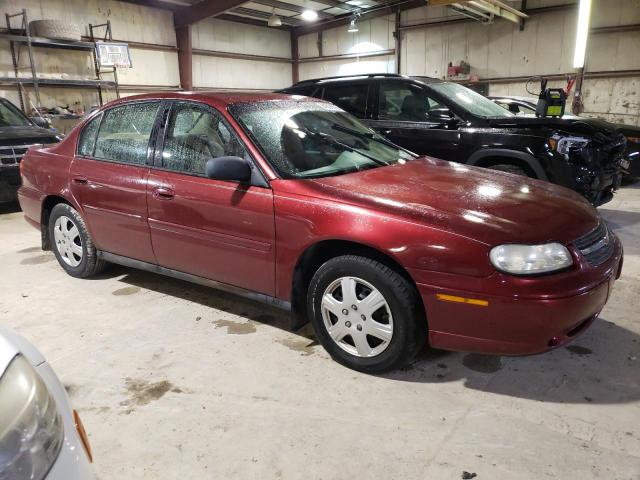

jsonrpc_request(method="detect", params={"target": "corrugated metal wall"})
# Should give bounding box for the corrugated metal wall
[298,15,396,79]
[400,0,640,126]
[0,0,291,118]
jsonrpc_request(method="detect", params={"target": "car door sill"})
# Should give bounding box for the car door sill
[97,251,290,311]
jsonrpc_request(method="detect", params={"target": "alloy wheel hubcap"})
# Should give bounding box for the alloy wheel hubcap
[321,276,393,358]
[53,216,83,267]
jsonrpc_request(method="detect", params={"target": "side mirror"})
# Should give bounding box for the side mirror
[30,116,53,130]
[205,156,252,183]
[428,108,454,121]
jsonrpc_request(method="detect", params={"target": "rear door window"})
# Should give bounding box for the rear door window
[321,83,369,117]
[94,102,160,165]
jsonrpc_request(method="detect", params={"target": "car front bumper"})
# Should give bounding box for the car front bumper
[411,235,623,355]
[0,165,20,203]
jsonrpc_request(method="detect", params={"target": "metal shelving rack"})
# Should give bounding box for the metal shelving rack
[1,9,119,114]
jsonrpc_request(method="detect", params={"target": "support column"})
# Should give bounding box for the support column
[176,24,193,91]
[394,10,402,74]
[291,32,299,84]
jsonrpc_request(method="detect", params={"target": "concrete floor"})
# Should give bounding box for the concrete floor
[1,184,639,480]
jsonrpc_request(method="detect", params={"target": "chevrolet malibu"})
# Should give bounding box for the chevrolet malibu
[18,92,623,373]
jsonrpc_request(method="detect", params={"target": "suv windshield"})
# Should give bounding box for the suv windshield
[428,83,514,119]
[0,99,32,127]
[230,101,415,179]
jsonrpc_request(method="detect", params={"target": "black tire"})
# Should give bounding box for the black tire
[488,164,530,177]
[48,203,106,278]
[307,255,426,373]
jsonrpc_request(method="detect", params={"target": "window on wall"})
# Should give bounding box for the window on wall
[94,102,160,165]
[77,113,102,157]
[321,83,369,118]
[161,102,247,176]
[378,82,444,122]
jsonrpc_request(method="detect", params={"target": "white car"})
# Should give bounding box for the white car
[0,328,93,480]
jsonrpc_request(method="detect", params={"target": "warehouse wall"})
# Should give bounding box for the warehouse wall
[191,17,291,90]
[0,0,179,115]
[400,0,640,126]
[297,15,396,80]
[0,0,292,130]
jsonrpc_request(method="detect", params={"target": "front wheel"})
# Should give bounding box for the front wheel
[308,255,426,373]
[48,203,106,278]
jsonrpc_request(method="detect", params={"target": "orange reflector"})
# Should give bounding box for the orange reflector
[436,293,488,307]
[73,409,93,463]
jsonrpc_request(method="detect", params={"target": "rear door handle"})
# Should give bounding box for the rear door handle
[153,187,175,200]
[73,176,88,184]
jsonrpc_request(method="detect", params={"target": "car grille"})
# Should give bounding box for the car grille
[574,222,614,266]
[0,145,34,166]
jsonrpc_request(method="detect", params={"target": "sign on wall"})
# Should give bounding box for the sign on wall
[95,42,132,68]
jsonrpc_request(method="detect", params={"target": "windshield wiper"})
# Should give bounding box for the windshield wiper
[306,128,390,167]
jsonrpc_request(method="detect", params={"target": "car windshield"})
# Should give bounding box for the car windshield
[429,83,515,119]
[0,99,32,127]
[229,100,416,179]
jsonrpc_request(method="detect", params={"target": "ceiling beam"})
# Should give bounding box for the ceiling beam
[251,0,333,18]
[231,6,302,25]
[217,12,291,29]
[292,0,425,37]
[308,0,360,13]
[174,0,249,27]
[116,0,182,11]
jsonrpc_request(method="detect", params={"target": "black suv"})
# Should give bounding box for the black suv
[281,74,627,206]
[0,98,60,203]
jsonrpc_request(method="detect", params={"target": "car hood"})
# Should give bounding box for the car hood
[300,157,599,247]
[0,125,58,144]
[486,115,622,138]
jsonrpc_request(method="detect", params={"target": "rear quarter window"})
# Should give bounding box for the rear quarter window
[77,113,102,157]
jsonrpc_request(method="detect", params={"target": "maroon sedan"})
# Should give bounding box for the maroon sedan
[18,92,623,373]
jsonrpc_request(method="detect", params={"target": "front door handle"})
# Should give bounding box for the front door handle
[153,187,175,200]
[72,176,88,184]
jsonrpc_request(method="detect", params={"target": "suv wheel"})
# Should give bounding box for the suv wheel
[488,164,530,177]
[49,203,106,278]
[308,255,425,373]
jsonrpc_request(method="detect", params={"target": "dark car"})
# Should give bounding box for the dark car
[0,98,60,203]
[19,92,622,373]
[281,74,627,206]
[489,95,640,177]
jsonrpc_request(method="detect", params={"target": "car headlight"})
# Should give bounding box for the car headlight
[0,355,63,480]
[489,243,573,275]
[548,135,589,155]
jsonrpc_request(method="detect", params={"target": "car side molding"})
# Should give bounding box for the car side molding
[466,148,549,181]
[97,251,292,311]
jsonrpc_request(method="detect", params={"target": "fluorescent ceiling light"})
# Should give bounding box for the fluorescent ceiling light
[573,0,592,68]
[301,10,318,21]
[346,0,362,4]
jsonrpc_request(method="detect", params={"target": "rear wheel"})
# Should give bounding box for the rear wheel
[308,255,426,373]
[488,164,530,177]
[48,203,106,278]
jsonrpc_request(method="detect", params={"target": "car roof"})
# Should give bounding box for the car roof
[289,73,444,87]
[102,91,324,110]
